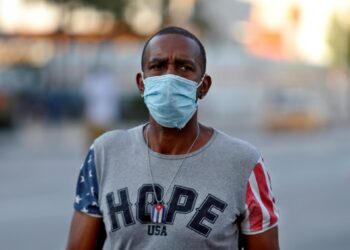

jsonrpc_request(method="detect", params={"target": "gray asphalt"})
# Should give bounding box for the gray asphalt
[0,122,349,250]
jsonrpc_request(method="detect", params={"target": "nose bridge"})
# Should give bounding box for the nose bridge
[165,62,176,75]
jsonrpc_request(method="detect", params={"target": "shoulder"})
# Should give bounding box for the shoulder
[93,124,144,153]
[213,129,260,164]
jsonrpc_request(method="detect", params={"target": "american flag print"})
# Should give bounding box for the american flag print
[151,203,165,224]
[74,144,102,217]
[241,157,279,234]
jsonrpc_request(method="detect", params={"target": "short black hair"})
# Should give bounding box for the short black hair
[141,26,206,74]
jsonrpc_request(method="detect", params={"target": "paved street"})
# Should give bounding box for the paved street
[0,122,349,250]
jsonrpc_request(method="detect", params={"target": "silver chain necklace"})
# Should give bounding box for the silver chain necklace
[145,124,200,223]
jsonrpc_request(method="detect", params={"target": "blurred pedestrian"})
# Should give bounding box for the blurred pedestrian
[81,65,119,146]
[67,26,279,250]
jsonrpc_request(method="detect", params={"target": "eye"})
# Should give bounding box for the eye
[149,63,164,71]
[179,65,193,72]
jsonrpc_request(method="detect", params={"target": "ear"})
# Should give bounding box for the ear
[136,72,144,97]
[198,74,212,99]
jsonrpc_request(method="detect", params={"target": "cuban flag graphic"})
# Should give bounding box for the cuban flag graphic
[151,203,165,224]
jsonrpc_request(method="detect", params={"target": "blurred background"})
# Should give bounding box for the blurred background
[0,0,349,249]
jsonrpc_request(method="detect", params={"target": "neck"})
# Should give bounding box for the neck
[146,117,200,155]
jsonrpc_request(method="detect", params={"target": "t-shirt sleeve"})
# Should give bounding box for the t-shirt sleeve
[240,156,279,235]
[73,145,102,217]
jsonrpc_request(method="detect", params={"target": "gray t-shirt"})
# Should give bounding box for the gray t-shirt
[75,124,260,249]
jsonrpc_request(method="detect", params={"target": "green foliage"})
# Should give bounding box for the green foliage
[47,0,128,19]
[44,0,208,33]
[327,14,350,68]
[81,0,127,19]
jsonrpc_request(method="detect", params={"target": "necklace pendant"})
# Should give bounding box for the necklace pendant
[151,202,165,224]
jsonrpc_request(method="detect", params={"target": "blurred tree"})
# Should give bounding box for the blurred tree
[327,14,350,69]
[47,0,128,20]
[44,0,137,36]
[327,13,350,122]
[42,0,208,37]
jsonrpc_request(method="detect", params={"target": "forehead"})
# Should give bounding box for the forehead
[144,33,201,62]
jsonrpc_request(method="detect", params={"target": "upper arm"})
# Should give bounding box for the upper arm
[240,226,279,250]
[66,211,106,250]
[240,157,280,249]
[67,145,105,249]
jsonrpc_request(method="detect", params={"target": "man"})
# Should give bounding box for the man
[81,65,119,146]
[67,26,279,250]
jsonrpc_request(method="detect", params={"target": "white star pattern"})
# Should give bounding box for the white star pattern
[88,155,92,164]
[74,147,101,216]
[75,195,82,204]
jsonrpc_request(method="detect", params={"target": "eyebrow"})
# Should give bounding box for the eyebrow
[148,57,168,64]
[147,57,197,66]
[174,58,196,66]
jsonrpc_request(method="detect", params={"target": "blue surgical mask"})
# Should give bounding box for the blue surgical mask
[142,73,204,129]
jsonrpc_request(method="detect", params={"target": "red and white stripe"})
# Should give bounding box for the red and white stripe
[241,157,279,234]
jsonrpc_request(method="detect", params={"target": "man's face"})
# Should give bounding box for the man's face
[142,34,203,82]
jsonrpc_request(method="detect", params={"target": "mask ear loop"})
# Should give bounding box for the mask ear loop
[197,74,206,99]
[197,74,206,88]
[140,72,145,98]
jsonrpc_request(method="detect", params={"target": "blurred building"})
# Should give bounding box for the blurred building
[239,0,350,125]
[0,0,348,130]
[244,0,350,66]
